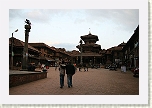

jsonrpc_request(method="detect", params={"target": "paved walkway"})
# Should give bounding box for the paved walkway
[9,67,139,95]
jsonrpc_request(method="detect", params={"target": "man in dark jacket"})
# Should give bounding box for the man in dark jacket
[66,61,75,88]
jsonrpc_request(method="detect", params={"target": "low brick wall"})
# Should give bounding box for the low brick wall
[9,72,47,88]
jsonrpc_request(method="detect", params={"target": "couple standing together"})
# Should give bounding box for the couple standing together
[59,60,76,88]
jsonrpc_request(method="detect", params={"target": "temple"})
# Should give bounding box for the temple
[75,32,102,66]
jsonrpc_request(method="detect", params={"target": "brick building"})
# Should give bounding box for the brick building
[28,43,71,66]
[122,25,139,69]
[99,42,126,68]
[9,37,40,69]
[9,38,71,69]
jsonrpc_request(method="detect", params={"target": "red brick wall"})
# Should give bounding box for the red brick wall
[9,72,47,88]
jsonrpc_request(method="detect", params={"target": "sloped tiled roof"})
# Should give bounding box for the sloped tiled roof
[9,37,40,53]
[106,50,112,54]
[118,42,126,47]
[109,46,123,51]
[29,43,70,56]
[29,43,56,51]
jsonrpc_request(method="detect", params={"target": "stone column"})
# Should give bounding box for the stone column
[22,19,31,70]
[79,39,83,65]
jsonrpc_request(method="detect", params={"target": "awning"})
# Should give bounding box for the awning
[39,56,55,61]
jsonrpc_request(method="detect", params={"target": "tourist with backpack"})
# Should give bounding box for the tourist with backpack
[66,61,76,88]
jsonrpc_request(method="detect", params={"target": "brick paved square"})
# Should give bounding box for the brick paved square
[9,67,139,95]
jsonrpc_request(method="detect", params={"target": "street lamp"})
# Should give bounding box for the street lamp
[11,29,18,69]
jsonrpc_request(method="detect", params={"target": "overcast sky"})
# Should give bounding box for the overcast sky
[9,9,139,51]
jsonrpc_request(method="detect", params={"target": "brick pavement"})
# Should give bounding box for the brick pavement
[9,67,139,95]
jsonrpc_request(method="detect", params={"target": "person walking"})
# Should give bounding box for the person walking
[59,60,66,88]
[86,64,88,71]
[55,62,57,71]
[83,63,86,72]
[78,64,82,71]
[38,62,41,69]
[66,61,76,88]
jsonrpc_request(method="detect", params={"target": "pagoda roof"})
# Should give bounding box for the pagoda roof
[82,43,101,47]
[81,33,99,41]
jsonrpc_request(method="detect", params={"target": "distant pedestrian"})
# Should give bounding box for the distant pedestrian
[55,62,57,70]
[38,62,41,69]
[66,61,76,88]
[59,61,66,88]
[73,63,77,71]
[86,64,88,71]
[83,63,86,72]
[41,64,47,72]
[16,61,18,67]
[19,62,22,67]
[78,64,82,71]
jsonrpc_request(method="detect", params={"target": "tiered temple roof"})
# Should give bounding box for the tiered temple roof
[76,32,101,53]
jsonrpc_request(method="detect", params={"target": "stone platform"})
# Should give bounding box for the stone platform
[9,69,47,88]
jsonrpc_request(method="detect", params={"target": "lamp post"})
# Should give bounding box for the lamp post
[79,39,83,65]
[11,29,18,69]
